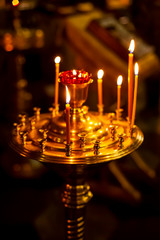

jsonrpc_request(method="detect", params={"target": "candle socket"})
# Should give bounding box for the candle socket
[108,113,115,124]
[109,125,116,140]
[22,132,28,146]
[30,118,36,130]
[54,104,59,115]
[97,104,104,115]
[118,134,124,149]
[19,114,26,127]
[33,107,41,121]
[65,143,72,157]
[13,123,21,136]
[128,125,135,138]
[82,105,89,114]
[78,132,87,148]
[49,107,56,118]
[116,108,123,120]
[41,139,47,153]
[94,140,100,155]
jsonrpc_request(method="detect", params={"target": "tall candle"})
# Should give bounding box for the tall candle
[128,39,135,122]
[65,86,70,144]
[117,75,123,111]
[97,69,104,106]
[131,63,139,127]
[54,56,61,107]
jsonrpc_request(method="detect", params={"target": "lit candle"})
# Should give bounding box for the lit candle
[97,69,104,106]
[54,56,61,107]
[117,75,123,111]
[131,63,139,127]
[65,86,70,144]
[128,39,135,122]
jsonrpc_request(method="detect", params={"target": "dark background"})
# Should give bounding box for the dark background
[0,0,159,239]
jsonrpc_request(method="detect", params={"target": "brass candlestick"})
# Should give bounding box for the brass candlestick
[10,70,143,240]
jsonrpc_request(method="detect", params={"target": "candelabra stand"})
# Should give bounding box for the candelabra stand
[10,70,143,240]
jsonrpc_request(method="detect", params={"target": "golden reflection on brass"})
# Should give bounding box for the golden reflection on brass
[10,80,143,164]
[10,70,144,240]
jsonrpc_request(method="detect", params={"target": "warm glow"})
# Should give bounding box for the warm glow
[73,69,77,75]
[134,62,139,75]
[117,75,123,86]
[97,69,104,79]
[12,0,19,6]
[54,56,61,64]
[128,39,135,53]
[78,72,82,77]
[66,86,70,104]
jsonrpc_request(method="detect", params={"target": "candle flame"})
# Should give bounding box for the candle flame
[66,86,70,104]
[128,39,135,53]
[12,0,19,6]
[117,75,123,86]
[73,69,77,75]
[134,62,139,75]
[97,69,104,79]
[54,56,61,64]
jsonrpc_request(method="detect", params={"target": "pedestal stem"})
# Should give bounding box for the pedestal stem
[62,167,93,240]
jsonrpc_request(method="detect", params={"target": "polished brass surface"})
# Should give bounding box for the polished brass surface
[10,69,144,240]
[11,70,143,165]
[62,182,93,240]
[10,108,143,165]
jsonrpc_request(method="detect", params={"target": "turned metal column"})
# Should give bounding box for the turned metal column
[62,166,93,240]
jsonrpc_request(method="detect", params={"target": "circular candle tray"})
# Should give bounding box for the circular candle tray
[10,108,144,165]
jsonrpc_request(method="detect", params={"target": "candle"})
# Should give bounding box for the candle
[54,56,61,107]
[97,69,104,106]
[128,39,135,122]
[131,63,139,127]
[65,86,70,144]
[117,75,123,111]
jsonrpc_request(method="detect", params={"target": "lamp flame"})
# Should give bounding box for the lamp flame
[134,62,139,75]
[12,0,19,6]
[66,86,70,104]
[128,39,135,53]
[54,56,61,64]
[78,72,82,78]
[117,75,123,86]
[97,69,104,79]
[73,69,77,75]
